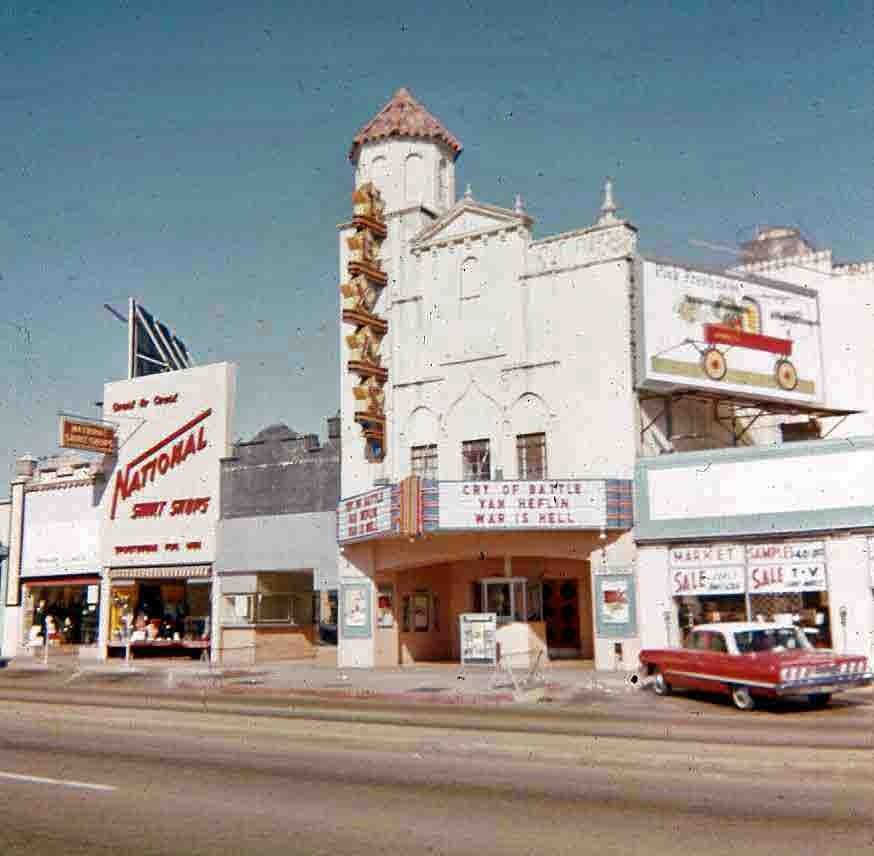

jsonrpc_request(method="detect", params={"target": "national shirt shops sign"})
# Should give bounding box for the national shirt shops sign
[100,362,236,567]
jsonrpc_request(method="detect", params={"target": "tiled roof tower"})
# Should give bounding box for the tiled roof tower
[349,87,462,162]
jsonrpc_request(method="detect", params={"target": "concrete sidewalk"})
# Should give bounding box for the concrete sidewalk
[2,648,641,706]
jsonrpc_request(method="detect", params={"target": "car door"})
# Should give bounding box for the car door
[700,629,733,695]
[667,629,706,690]
[680,630,717,692]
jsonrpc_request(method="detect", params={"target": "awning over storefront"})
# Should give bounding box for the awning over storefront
[108,564,212,580]
[22,575,101,586]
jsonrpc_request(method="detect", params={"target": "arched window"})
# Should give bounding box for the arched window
[460,256,482,300]
[405,153,424,203]
[370,155,389,192]
[438,158,448,207]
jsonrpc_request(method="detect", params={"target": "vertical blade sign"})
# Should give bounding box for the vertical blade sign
[341,183,389,462]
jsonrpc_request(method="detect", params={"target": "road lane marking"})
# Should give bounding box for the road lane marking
[0,771,116,792]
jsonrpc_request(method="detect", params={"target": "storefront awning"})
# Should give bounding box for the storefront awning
[108,564,212,580]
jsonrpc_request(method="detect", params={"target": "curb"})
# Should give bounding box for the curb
[174,681,518,706]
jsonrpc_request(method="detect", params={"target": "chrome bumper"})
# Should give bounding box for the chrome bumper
[776,672,873,696]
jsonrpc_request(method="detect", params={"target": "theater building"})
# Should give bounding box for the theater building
[335,89,636,670]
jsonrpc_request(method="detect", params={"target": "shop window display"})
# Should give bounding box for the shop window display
[109,581,212,653]
[26,584,99,647]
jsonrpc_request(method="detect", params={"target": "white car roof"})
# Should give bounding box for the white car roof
[691,622,796,634]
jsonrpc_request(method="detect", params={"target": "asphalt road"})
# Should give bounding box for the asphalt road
[0,690,871,856]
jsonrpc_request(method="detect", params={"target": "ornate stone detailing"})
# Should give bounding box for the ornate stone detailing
[341,183,389,461]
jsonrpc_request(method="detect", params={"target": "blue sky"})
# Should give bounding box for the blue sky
[2,0,873,478]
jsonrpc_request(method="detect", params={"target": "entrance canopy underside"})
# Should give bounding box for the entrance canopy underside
[639,389,859,446]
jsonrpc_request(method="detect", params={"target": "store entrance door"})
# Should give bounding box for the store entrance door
[543,579,581,659]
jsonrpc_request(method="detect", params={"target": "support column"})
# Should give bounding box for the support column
[3,459,33,657]
[97,573,112,662]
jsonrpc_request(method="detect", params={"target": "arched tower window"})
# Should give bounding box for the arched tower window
[404,153,424,203]
[460,256,482,301]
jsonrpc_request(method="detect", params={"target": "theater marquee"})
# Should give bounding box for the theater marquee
[438,480,609,530]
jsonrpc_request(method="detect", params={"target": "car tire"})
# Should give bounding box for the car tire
[808,693,832,708]
[731,685,756,711]
[652,670,671,696]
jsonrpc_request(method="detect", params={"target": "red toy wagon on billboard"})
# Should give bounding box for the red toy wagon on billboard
[699,320,798,392]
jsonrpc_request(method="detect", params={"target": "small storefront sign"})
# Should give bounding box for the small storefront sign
[438,480,606,530]
[668,543,745,568]
[459,613,497,665]
[337,486,392,542]
[59,415,116,454]
[746,540,827,593]
[670,565,746,596]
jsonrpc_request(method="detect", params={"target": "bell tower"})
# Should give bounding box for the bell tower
[348,87,462,215]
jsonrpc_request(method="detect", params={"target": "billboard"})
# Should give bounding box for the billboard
[128,298,192,379]
[100,362,235,567]
[635,259,824,405]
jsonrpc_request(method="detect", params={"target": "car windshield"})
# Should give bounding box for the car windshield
[734,626,812,654]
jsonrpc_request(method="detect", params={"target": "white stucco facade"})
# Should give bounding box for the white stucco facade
[337,90,638,670]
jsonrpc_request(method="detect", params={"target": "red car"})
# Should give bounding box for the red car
[639,622,873,711]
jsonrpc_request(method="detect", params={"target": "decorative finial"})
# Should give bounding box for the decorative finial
[514,193,525,214]
[464,183,473,200]
[597,177,619,225]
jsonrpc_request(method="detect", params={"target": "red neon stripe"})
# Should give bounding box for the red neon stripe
[127,409,212,469]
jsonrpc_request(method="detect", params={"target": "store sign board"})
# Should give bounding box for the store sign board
[746,540,827,593]
[635,259,823,405]
[59,416,116,454]
[100,362,235,567]
[670,540,828,596]
[747,562,826,594]
[21,484,101,577]
[669,543,745,568]
[438,480,606,530]
[337,487,393,542]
